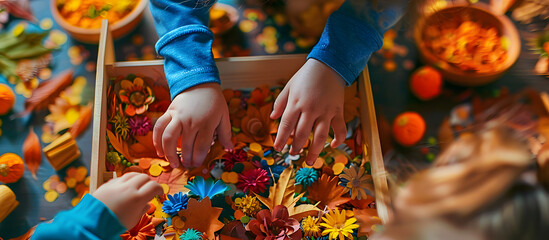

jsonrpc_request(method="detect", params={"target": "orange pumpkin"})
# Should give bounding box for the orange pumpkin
[0,83,15,115]
[393,112,426,147]
[0,153,25,184]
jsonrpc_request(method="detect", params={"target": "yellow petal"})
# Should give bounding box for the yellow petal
[133,77,144,87]
[120,80,133,90]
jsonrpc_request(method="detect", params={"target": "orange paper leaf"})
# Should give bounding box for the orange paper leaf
[23,127,41,180]
[69,103,92,138]
[354,208,382,237]
[307,174,351,209]
[178,197,224,239]
[150,167,189,195]
[106,129,133,161]
[19,70,73,117]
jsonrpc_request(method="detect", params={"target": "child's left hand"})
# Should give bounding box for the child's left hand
[271,58,347,166]
[93,173,163,229]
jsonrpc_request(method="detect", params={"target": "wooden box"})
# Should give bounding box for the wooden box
[90,20,391,222]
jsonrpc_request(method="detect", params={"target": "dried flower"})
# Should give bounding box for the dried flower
[320,209,359,240]
[237,168,270,194]
[185,176,228,200]
[295,167,319,187]
[128,115,153,136]
[162,192,189,216]
[180,228,203,240]
[111,112,130,140]
[106,151,121,164]
[301,216,322,238]
[234,195,262,217]
[118,77,154,116]
[339,164,374,200]
[248,205,302,240]
[222,149,248,171]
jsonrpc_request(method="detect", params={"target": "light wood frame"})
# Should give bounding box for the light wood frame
[90,20,392,222]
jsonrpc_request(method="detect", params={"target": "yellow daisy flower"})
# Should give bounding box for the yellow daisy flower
[301,216,322,238]
[320,209,359,240]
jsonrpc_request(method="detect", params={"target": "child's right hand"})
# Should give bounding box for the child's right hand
[93,172,163,229]
[153,83,233,168]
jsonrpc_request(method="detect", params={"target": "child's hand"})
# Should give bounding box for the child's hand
[93,173,163,229]
[153,83,233,168]
[271,58,347,165]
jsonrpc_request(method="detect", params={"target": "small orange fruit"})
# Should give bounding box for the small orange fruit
[0,83,15,115]
[410,66,442,101]
[393,112,426,146]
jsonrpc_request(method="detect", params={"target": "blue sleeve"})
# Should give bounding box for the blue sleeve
[149,0,219,100]
[31,194,126,240]
[308,0,408,85]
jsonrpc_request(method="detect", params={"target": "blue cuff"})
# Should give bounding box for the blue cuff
[307,0,406,85]
[156,25,220,99]
[32,194,126,240]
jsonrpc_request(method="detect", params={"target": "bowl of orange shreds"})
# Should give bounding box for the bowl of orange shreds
[51,0,148,43]
[414,3,520,86]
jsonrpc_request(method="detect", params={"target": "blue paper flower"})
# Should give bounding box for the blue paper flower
[295,167,319,187]
[180,228,203,240]
[162,192,189,216]
[185,176,228,200]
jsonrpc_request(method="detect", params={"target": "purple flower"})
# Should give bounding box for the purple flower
[128,115,153,136]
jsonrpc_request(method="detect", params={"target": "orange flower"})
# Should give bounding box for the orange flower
[118,77,154,116]
[235,102,276,147]
[120,214,164,240]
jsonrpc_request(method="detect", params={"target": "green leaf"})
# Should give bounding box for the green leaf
[88,5,99,18]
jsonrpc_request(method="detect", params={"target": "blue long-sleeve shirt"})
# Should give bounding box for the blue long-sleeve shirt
[150,0,407,99]
[31,194,126,240]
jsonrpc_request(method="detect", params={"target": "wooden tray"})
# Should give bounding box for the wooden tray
[90,20,392,222]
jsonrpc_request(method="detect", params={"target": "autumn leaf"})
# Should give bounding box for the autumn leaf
[150,167,189,195]
[256,166,320,220]
[131,132,157,158]
[23,127,41,179]
[106,129,133,161]
[354,207,382,237]
[69,103,92,138]
[18,70,73,117]
[178,197,224,239]
[307,174,351,210]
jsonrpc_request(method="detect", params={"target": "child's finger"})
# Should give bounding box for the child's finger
[153,114,171,157]
[306,120,330,165]
[162,121,182,168]
[128,173,152,189]
[290,113,315,155]
[217,114,234,150]
[271,87,289,119]
[137,180,163,199]
[330,114,347,148]
[274,107,299,151]
[180,129,197,168]
[118,172,141,182]
[191,128,215,167]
